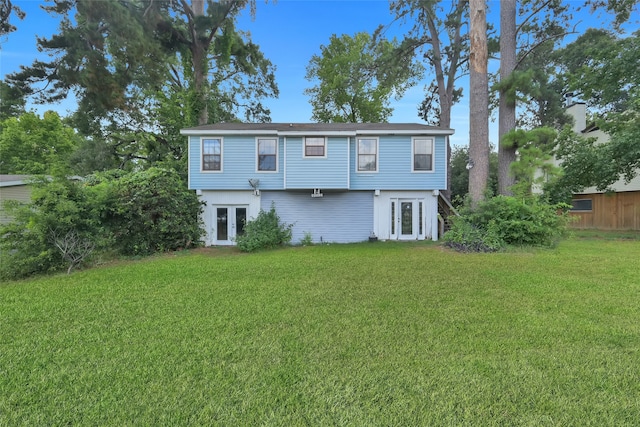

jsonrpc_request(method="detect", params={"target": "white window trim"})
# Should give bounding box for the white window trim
[201,136,223,173]
[303,136,327,159]
[411,137,435,173]
[356,136,379,173]
[255,137,279,173]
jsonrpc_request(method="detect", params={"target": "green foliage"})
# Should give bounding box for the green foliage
[555,29,639,113]
[300,231,314,246]
[102,168,204,256]
[443,217,504,253]
[304,32,422,123]
[1,168,204,279]
[0,80,26,121]
[0,111,81,175]
[236,205,292,252]
[445,195,571,252]
[503,127,561,196]
[450,145,498,205]
[0,177,103,279]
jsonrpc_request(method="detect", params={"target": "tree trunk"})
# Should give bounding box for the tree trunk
[191,0,209,125]
[468,0,490,206]
[498,0,517,195]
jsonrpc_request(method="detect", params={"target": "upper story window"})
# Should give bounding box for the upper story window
[357,137,378,172]
[257,138,277,171]
[412,138,434,172]
[304,137,326,157]
[202,138,222,171]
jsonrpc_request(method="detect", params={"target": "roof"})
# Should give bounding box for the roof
[0,175,32,187]
[180,122,455,136]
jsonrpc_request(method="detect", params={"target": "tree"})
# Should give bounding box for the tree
[0,0,24,36]
[0,80,26,121]
[550,30,640,196]
[8,0,278,171]
[495,0,639,195]
[386,0,469,128]
[468,0,490,205]
[450,145,498,204]
[496,0,573,195]
[304,32,421,123]
[0,111,80,175]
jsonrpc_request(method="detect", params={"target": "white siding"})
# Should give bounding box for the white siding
[373,190,439,241]
[199,191,261,246]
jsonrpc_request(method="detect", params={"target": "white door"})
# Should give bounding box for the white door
[213,206,247,245]
[390,199,423,240]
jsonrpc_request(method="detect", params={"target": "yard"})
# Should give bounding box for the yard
[2,236,639,425]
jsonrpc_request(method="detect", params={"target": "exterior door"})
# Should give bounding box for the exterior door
[390,199,423,240]
[214,206,247,245]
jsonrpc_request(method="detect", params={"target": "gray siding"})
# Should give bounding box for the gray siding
[261,191,373,244]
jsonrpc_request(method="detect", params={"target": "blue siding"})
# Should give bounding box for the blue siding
[189,135,285,190]
[261,191,373,244]
[284,137,349,189]
[349,135,447,190]
[189,133,447,192]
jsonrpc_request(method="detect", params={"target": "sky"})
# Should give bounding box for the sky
[1,1,638,148]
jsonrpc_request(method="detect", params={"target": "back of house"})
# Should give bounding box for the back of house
[181,123,454,245]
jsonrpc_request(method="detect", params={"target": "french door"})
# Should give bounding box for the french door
[390,199,423,240]
[213,206,247,245]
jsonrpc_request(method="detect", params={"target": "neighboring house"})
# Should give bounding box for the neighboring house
[181,123,454,246]
[565,103,640,230]
[0,175,32,224]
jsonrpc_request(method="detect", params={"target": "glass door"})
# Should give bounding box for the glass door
[400,201,417,239]
[214,206,247,245]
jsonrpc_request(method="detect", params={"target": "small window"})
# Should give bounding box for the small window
[358,138,378,172]
[413,138,433,171]
[305,137,326,157]
[203,138,222,171]
[571,199,593,211]
[257,138,277,171]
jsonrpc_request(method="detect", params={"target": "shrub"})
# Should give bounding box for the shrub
[0,176,103,279]
[443,217,504,253]
[104,168,204,256]
[444,195,570,252]
[236,205,292,252]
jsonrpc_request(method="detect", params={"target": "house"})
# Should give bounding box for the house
[181,123,455,245]
[565,103,640,230]
[0,175,32,224]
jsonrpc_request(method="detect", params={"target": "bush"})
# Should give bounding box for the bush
[103,168,204,256]
[1,169,205,279]
[443,218,504,253]
[0,176,103,279]
[236,205,292,252]
[443,195,570,252]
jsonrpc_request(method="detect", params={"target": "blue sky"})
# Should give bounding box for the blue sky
[1,1,638,148]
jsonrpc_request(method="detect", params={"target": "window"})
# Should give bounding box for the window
[257,138,277,171]
[202,138,222,171]
[358,138,378,172]
[413,138,433,171]
[305,137,326,157]
[571,199,593,211]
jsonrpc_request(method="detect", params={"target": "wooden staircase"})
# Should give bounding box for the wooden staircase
[437,192,458,236]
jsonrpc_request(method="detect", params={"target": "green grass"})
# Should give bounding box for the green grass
[2,238,640,425]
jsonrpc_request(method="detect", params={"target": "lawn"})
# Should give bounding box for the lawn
[1,238,639,425]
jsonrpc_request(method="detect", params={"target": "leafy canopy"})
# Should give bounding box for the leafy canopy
[304,32,422,123]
